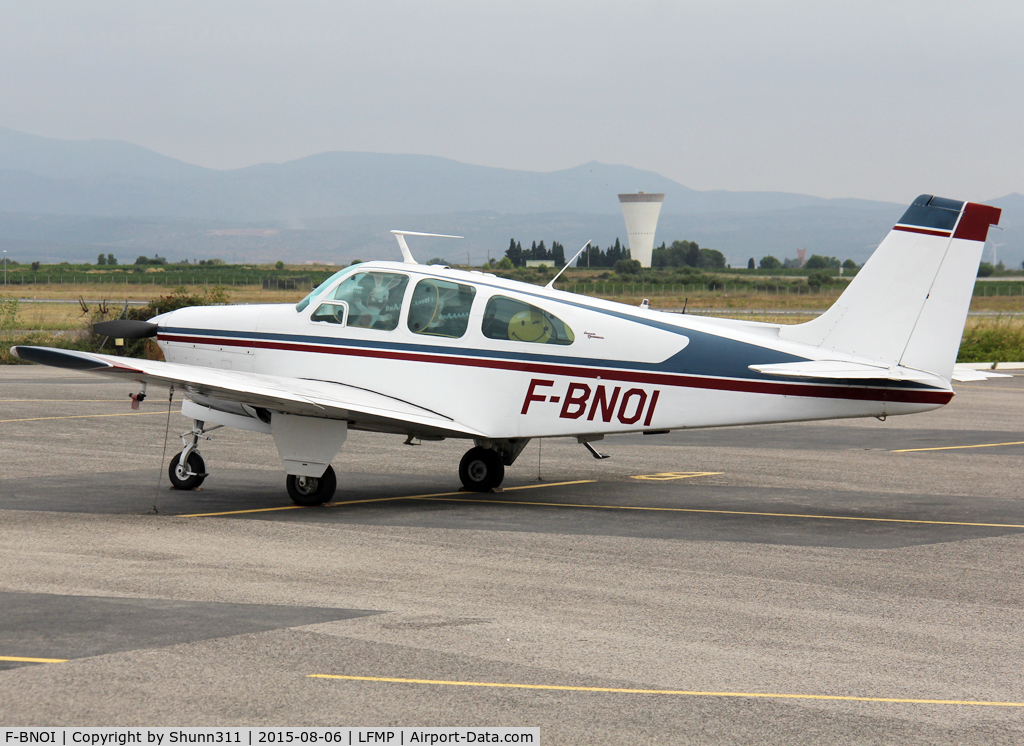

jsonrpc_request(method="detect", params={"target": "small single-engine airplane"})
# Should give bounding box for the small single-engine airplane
[10,196,1002,505]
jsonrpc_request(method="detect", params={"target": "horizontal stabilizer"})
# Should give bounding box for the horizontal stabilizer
[750,360,946,385]
[950,366,1012,382]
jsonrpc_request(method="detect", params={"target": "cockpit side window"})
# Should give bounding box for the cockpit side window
[311,272,409,330]
[296,266,356,312]
[408,278,476,338]
[481,295,574,345]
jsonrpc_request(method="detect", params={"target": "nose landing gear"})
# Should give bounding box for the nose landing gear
[168,451,206,491]
[168,419,212,490]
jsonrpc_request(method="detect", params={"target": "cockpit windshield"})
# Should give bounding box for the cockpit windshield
[295,266,358,312]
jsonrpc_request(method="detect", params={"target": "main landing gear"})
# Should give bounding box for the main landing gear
[286,467,337,507]
[457,439,530,492]
[459,448,504,492]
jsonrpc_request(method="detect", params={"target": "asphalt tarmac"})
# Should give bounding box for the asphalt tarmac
[1,366,1023,743]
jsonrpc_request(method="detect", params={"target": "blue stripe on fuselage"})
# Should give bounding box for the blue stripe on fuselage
[161,324,940,392]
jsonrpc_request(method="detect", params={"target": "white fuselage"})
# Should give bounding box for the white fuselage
[154,262,951,440]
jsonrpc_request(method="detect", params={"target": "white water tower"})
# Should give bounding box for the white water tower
[618,192,664,268]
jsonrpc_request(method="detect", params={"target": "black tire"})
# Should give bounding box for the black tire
[458,447,505,492]
[168,451,206,490]
[286,465,337,506]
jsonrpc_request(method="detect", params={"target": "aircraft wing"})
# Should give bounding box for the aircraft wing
[10,346,486,439]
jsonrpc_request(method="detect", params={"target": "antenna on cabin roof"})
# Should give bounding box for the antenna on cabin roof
[391,231,463,265]
[545,240,591,289]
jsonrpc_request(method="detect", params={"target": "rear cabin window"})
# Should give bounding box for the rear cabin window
[407,278,477,338]
[310,271,409,330]
[481,295,574,346]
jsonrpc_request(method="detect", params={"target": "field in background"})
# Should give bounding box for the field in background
[3,280,1024,363]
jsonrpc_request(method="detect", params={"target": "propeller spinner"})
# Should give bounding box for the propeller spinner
[92,320,158,338]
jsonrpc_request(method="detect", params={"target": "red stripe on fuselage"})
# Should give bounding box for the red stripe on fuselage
[158,333,953,406]
[893,225,952,238]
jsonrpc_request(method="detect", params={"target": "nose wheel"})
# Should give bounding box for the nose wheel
[168,418,213,490]
[168,451,206,490]
[459,447,505,492]
[286,466,337,506]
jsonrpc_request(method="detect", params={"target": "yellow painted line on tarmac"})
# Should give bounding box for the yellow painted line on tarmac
[181,479,1024,529]
[0,411,167,423]
[412,495,1024,529]
[178,495,428,518]
[501,480,595,491]
[892,440,1024,453]
[631,471,722,481]
[0,399,128,403]
[306,674,1024,708]
[177,480,595,518]
[0,655,68,664]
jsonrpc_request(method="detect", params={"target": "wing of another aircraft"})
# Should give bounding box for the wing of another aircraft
[10,346,485,439]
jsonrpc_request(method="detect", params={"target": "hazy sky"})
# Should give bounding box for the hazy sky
[1,0,1022,202]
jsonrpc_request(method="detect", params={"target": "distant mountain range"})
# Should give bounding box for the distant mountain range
[0,126,1020,267]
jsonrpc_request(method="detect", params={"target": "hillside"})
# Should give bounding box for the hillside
[0,127,1017,267]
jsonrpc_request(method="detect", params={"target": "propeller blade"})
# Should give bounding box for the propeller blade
[92,320,158,338]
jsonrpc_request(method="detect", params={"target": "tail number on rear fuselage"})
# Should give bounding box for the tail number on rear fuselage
[521,378,660,426]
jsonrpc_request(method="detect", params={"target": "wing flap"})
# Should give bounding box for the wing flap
[10,346,484,438]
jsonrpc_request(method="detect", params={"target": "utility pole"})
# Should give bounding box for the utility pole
[3,250,6,285]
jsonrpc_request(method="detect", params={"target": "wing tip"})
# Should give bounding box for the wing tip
[8,345,114,371]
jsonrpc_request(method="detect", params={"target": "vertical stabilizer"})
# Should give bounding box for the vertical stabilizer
[780,195,1001,382]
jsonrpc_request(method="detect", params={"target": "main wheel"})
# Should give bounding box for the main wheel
[168,451,206,490]
[286,465,337,506]
[458,447,505,492]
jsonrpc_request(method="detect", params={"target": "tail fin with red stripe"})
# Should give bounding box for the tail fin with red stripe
[780,195,1002,383]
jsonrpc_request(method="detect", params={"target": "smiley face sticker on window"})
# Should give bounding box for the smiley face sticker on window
[508,309,553,343]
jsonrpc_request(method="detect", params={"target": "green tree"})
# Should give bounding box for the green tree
[747,258,755,269]
[805,254,841,270]
[652,240,701,268]
[978,262,995,277]
[552,241,566,268]
[96,253,107,266]
[275,260,285,270]
[759,255,782,270]
[505,238,523,268]
[614,258,641,274]
[135,255,149,265]
[496,257,514,270]
[842,259,857,271]
[606,238,628,266]
[107,254,118,266]
[697,248,727,269]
